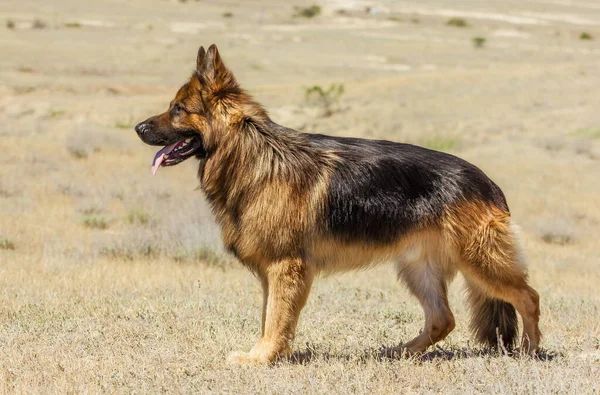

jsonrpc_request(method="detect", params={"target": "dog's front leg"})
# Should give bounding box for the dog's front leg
[228,258,314,365]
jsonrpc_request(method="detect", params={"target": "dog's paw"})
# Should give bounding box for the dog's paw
[227,351,267,366]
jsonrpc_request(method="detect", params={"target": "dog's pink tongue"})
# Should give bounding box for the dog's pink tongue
[151,142,179,175]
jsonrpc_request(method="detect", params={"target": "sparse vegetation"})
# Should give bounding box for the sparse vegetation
[388,16,403,22]
[126,207,152,226]
[293,4,321,18]
[6,19,15,29]
[304,83,345,117]
[580,32,593,40]
[420,136,459,152]
[446,17,468,28]
[473,36,486,48]
[82,215,110,230]
[0,236,15,250]
[538,218,576,245]
[32,19,47,29]
[222,12,233,18]
[573,127,600,139]
[64,22,81,28]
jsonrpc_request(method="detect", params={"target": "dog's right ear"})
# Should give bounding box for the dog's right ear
[196,46,206,72]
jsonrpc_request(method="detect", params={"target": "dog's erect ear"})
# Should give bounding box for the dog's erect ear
[196,44,238,93]
[196,46,206,71]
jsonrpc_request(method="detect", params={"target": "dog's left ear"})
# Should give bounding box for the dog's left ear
[196,45,206,71]
[197,44,238,94]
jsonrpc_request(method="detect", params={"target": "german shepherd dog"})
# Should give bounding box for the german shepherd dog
[135,45,541,364]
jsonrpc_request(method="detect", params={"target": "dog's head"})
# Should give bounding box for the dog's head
[135,44,240,174]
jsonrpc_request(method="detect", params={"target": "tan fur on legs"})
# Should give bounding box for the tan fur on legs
[228,259,314,365]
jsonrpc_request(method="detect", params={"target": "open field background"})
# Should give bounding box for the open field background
[1,0,599,393]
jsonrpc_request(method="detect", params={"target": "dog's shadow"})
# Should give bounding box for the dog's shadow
[288,344,560,365]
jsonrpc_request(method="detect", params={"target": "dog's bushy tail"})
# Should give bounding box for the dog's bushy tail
[466,284,518,350]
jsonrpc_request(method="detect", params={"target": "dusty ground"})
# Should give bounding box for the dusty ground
[1,0,599,393]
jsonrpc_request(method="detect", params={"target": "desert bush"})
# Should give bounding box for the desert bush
[304,83,345,117]
[294,5,321,18]
[473,36,486,48]
[222,12,233,18]
[447,17,468,28]
[0,236,15,250]
[580,32,593,40]
[6,19,15,29]
[64,22,81,28]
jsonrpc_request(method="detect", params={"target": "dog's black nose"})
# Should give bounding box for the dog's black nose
[135,122,148,135]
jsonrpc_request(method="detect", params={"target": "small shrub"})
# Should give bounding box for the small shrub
[411,17,420,24]
[0,237,15,250]
[447,17,468,28]
[6,19,15,29]
[64,22,81,28]
[294,5,321,18]
[126,208,152,226]
[472,36,486,48]
[82,215,110,230]
[388,16,402,22]
[32,19,46,29]
[580,32,593,40]
[222,12,233,18]
[336,9,349,16]
[304,83,345,117]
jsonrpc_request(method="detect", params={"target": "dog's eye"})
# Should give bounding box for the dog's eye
[172,103,186,116]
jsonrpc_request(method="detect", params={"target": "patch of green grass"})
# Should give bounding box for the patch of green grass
[573,127,600,139]
[82,215,110,230]
[0,237,15,250]
[114,121,134,129]
[446,17,468,27]
[250,63,265,71]
[49,109,66,118]
[294,5,321,18]
[420,136,459,152]
[472,36,486,48]
[580,32,593,40]
[126,208,152,226]
[222,12,233,18]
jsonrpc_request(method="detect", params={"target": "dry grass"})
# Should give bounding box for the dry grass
[1,0,599,392]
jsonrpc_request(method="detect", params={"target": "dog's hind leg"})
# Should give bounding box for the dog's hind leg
[228,258,314,365]
[387,254,455,357]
